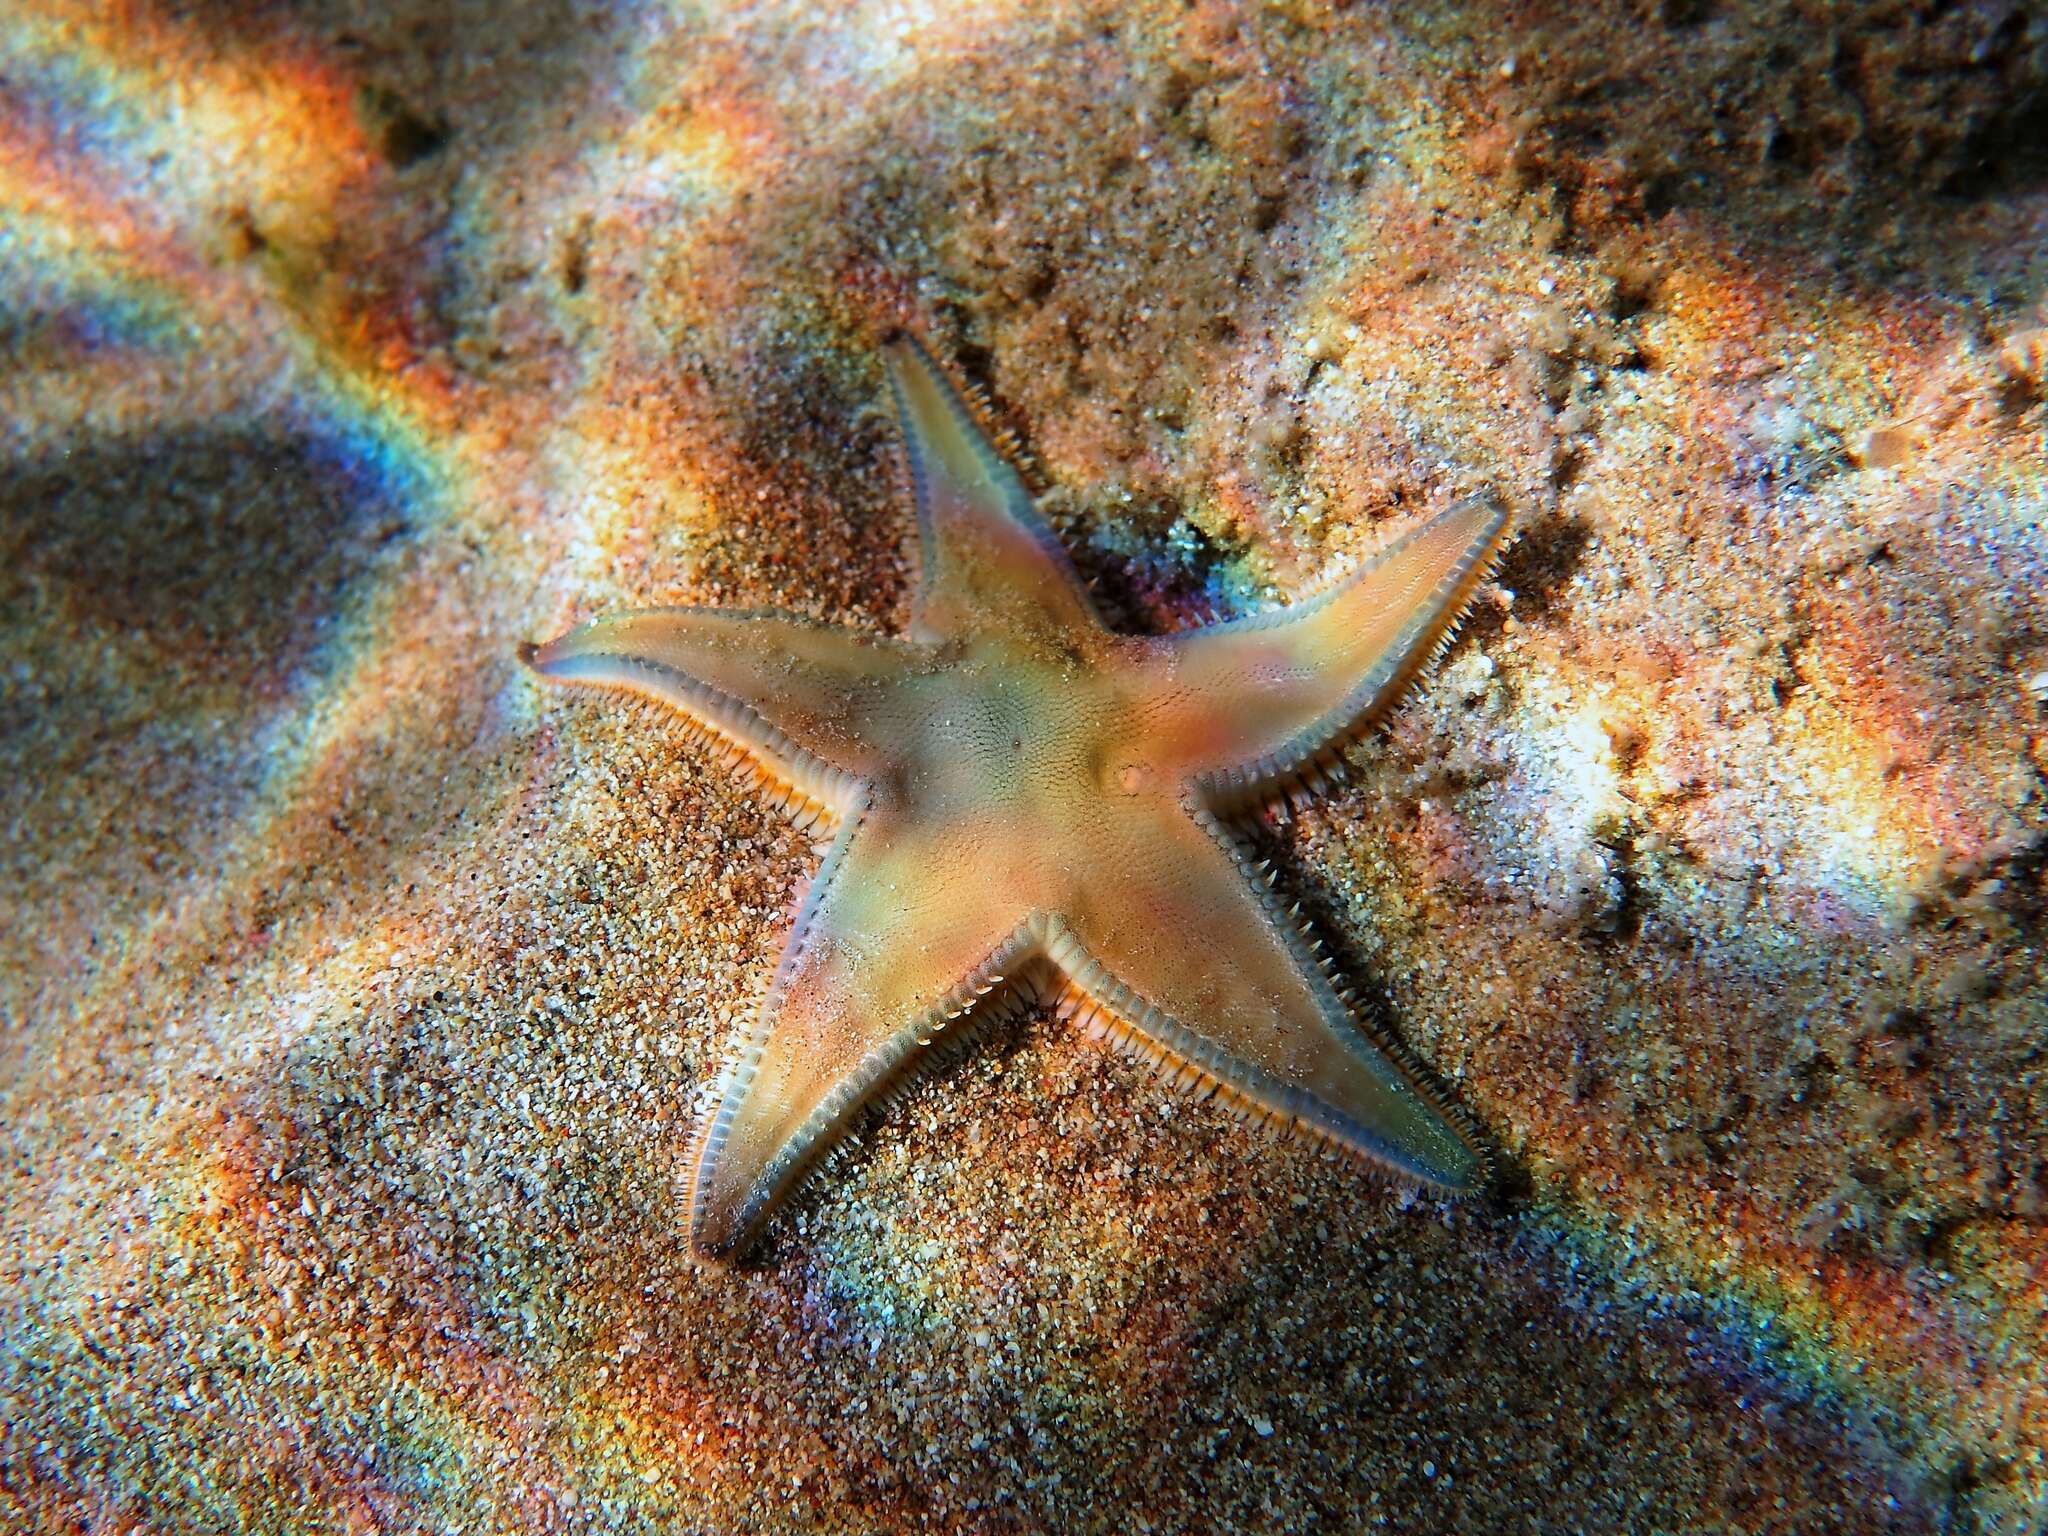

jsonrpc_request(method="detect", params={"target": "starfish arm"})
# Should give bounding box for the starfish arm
[522,608,920,816]
[884,336,1105,645]
[1148,494,1511,806]
[688,801,1035,1257]
[1049,800,1486,1192]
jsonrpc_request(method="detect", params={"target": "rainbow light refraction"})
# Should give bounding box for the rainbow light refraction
[3,0,2044,1530]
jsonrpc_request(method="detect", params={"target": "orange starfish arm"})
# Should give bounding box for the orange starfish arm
[1150,494,1511,807]
[1048,801,1487,1191]
[522,609,919,817]
[884,336,1105,645]
[687,801,1036,1258]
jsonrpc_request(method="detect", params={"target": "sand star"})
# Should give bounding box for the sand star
[524,337,1512,1258]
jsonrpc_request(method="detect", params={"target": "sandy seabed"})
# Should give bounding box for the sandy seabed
[3,1,2047,1531]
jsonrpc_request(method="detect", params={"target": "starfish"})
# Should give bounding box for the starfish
[523,338,1511,1259]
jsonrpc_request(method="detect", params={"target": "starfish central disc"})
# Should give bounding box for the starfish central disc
[525,337,1512,1259]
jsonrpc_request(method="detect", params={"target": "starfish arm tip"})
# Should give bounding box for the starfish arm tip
[683,1230,741,1269]
[683,1202,754,1265]
[519,626,590,680]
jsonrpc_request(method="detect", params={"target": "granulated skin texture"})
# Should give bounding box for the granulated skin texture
[525,342,1510,1260]
[2,2,2045,1532]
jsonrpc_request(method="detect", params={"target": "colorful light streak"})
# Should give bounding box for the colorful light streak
[1521,1179,2048,1504]
[2,0,2043,1527]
